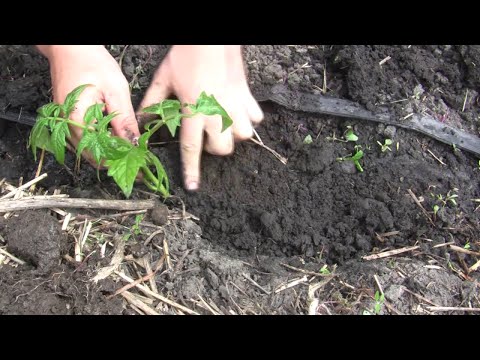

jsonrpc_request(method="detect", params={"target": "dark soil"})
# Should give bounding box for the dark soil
[0,45,479,315]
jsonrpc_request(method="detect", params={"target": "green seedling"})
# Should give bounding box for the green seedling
[373,291,385,315]
[362,290,385,315]
[326,126,359,143]
[433,189,459,207]
[377,138,393,152]
[303,134,313,144]
[430,188,459,220]
[29,84,233,198]
[132,214,144,236]
[337,145,364,172]
[344,126,358,142]
[464,242,471,250]
[478,160,480,170]
[319,264,331,275]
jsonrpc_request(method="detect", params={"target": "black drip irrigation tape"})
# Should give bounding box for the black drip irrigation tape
[256,84,480,157]
[1,84,480,157]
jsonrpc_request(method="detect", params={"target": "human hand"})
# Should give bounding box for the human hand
[139,45,264,190]
[37,45,140,166]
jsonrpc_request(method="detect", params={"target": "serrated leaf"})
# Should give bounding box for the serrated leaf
[97,112,118,132]
[51,122,70,164]
[76,131,98,161]
[189,92,233,132]
[62,84,90,118]
[143,99,181,119]
[29,118,52,159]
[37,103,59,118]
[165,114,182,137]
[84,103,105,128]
[105,146,146,198]
[99,134,133,160]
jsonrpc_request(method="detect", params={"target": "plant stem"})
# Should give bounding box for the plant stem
[141,165,169,197]
[45,117,87,130]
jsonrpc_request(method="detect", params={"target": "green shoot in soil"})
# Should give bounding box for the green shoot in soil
[319,264,331,275]
[363,291,385,315]
[377,138,393,152]
[29,85,233,198]
[337,145,364,172]
[303,134,313,144]
[344,126,358,142]
[326,126,359,143]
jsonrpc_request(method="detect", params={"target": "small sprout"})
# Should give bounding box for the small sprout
[431,188,459,216]
[132,214,144,236]
[478,160,480,170]
[319,264,331,275]
[303,134,313,144]
[396,141,399,151]
[337,145,364,173]
[344,126,358,142]
[363,290,385,315]
[464,242,471,250]
[374,291,385,315]
[377,138,393,152]
[326,126,359,143]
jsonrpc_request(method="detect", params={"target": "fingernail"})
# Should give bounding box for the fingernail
[185,181,199,191]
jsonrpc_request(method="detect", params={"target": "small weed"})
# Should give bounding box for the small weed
[303,134,313,144]
[377,138,393,152]
[363,291,385,315]
[319,264,331,275]
[337,145,364,172]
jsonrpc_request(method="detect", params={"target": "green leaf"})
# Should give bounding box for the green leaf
[84,103,105,128]
[29,118,52,159]
[345,128,358,142]
[37,103,60,118]
[350,150,364,161]
[97,112,118,132]
[51,122,70,164]
[385,139,393,146]
[62,84,90,118]
[143,99,181,119]
[76,131,104,163]
[165,114,182,137]
[189,92,233,132]
[105,146,146,198]
[303,134,313,144]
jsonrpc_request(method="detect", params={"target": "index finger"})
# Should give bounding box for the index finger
[180,112,205,191]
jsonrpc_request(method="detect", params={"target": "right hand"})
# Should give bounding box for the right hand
[37,45,140,166]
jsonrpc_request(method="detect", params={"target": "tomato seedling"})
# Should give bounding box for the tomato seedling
[29,84,233,198]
